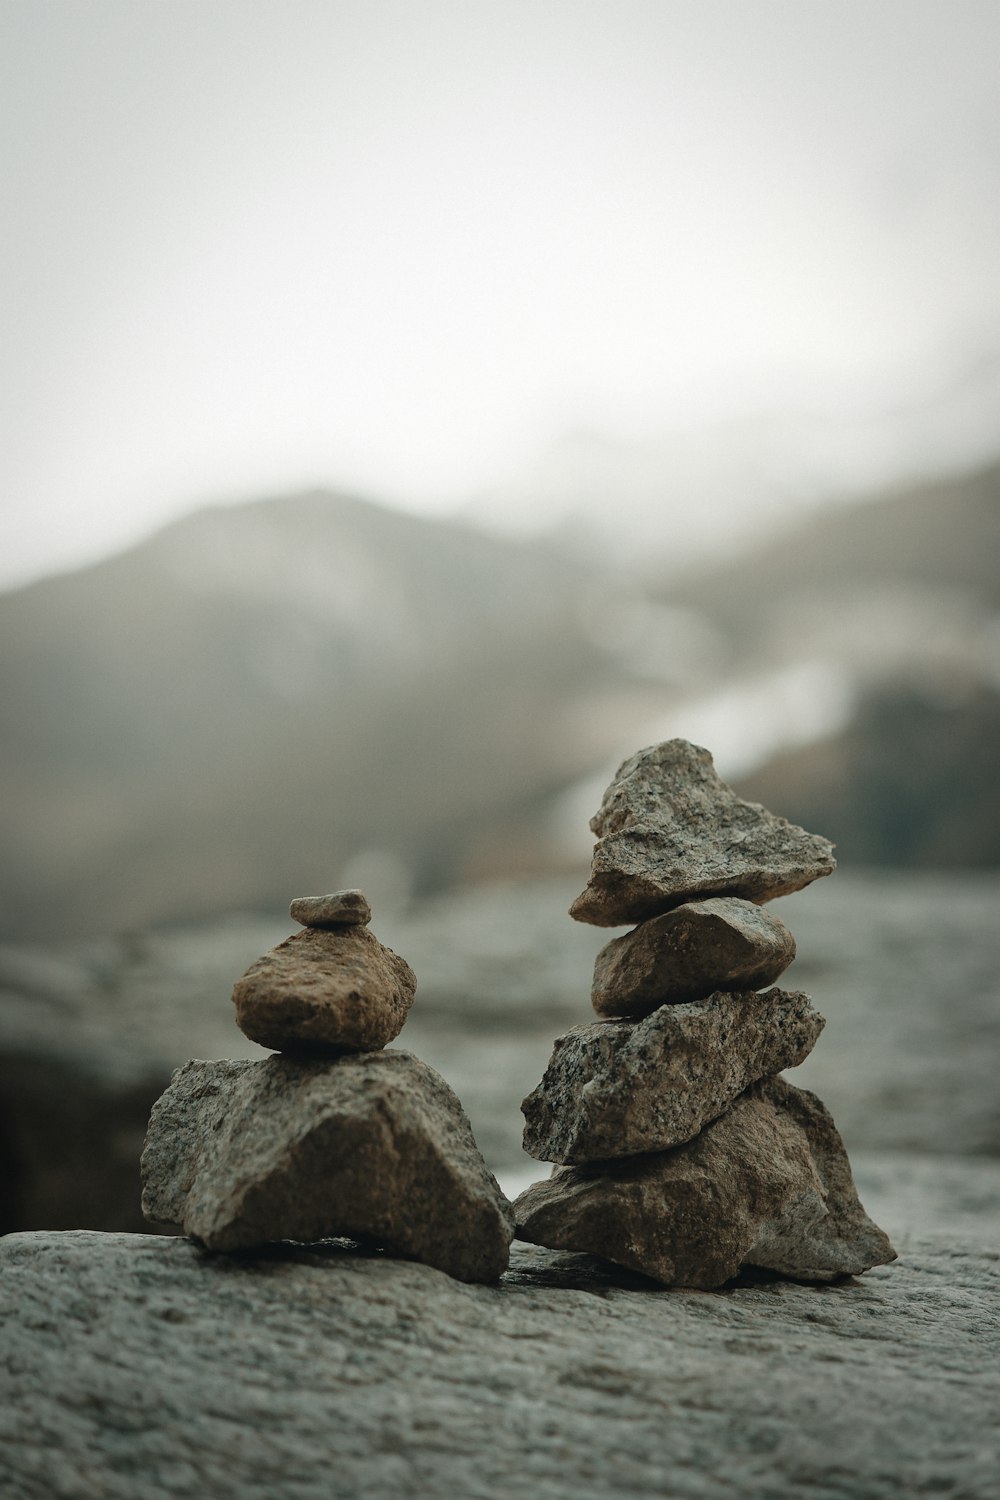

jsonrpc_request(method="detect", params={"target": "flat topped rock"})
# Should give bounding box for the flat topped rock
[290,890,372,929]
[516,1077,896,1288]
[592,897,796,1016]
[232,925,415,1053]
[570,739,836,927]
[522,987,824,1163]
[141,1051,514,1282]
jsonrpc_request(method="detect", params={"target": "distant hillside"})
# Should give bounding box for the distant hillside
[0,491,651,939]
[3,462,998,942]
[737,683,1000,868]
[681,459,1000,867]
[660,457,1000,675]
[753,458,1000,605]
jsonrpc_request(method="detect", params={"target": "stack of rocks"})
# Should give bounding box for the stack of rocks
[141,890,514,1283]
[515,740,896,1288]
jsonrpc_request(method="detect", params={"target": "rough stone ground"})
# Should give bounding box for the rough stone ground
[2,1227,998,1500]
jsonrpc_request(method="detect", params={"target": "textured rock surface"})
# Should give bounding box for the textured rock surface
[517,1078,894,1286]
[571,740,836,926]
[2,1229,997,1500]
[592,897,796,1016]
[523,988,824,1163]
[141,1051,513,1282]
[289,890,372,929]
[232,925,416,1052]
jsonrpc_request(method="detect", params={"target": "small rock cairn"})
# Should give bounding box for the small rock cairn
[515,739,896,1288]
[140,890,514,1283]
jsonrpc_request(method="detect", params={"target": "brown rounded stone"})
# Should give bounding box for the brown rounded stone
[591,897,796,1017]
[232,925,416,1053]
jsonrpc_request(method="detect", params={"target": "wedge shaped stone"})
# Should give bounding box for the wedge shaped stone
[515,1077,895,1288]
[290,890,372,928]
[232,925,415,1053]
[141,1052,514,1282]
[570,739,836,927]
[522,987,824,1163]
[592,897,796,1017]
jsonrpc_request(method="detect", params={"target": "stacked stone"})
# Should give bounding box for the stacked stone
[515,740,896,1289]
[140,890,514,1283]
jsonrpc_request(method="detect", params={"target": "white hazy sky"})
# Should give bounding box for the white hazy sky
[2,0,999,587]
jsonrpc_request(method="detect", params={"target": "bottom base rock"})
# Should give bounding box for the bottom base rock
[514,1077,895,1288]
[140,1050,514,1282]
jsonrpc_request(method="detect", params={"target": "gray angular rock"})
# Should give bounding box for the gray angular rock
[515,1077,896,1288]
[522,987,824,1162]
[592,897,796,1016]
[140,1051,514,1282]
[290,889,372,928]
[570,739,836,927]
[232,924,416,1053]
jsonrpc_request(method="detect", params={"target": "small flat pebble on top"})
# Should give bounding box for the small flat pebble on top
[290,890,372,929]
[233,926,415,1053]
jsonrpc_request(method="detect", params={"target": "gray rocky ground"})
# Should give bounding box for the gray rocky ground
[2,1227,998,1500]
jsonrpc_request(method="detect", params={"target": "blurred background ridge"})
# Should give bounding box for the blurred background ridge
[1,458,998,940]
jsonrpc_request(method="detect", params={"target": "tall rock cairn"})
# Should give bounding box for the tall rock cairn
[141,890,514,1283]
[515,740,896,1288]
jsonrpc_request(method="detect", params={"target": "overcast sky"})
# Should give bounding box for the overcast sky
[2,0,998,587]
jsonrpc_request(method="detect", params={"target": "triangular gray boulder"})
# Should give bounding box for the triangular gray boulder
[571,740,836,927]
[141,1051,514,1283]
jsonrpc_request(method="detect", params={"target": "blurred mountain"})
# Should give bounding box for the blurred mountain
[659,457,1000,865]
[0,491,667,940]
[662,455,1000,649]
[2,462,998,943]
[737,683,1000,868]
[472,351,1000,571]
